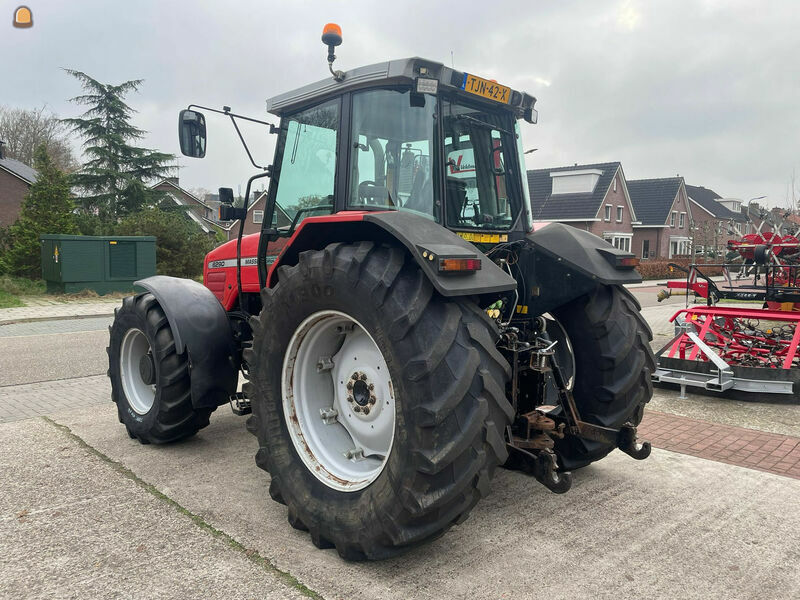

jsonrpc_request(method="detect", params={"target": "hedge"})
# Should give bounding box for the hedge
[637,258,725,281]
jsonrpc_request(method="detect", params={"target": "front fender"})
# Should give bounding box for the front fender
[135,275,238,409]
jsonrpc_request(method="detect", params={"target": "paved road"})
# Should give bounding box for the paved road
[0,317,112,387]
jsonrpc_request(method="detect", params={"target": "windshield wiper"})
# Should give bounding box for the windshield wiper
[455,114,513,136]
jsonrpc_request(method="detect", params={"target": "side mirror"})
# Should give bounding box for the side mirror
[217,187,245,221]
[178,109,207,158]
[218,187,234,204]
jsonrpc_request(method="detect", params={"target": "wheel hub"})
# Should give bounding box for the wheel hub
[139,353,156,385]
[119,328,156,415]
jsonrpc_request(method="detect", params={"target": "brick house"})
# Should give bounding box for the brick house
[628,177,692,259]
[225,191,292,241]
[0,150,37,227]
[686,185,747,256]
[527,162,639,252]
[150,178,217,235]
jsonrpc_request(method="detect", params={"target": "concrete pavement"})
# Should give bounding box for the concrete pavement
[3,289,800,599]
[16,404,796,600]
[0,418,313,600]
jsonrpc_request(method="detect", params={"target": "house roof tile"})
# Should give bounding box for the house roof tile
[527,162,620,220]
[627,177,683,226]
[0,157,38,184]
[686,184,747,221]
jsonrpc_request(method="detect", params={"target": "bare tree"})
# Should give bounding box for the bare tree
[0,105,77,171]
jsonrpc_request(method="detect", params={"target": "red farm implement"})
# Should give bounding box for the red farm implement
[653,238,800,401]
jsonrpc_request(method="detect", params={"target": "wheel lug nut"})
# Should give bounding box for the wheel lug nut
[351,373,359,381]
[362,406,370,415]
[353,406,361,413]
[360,373,368,381]
[368,383,374,391]
[369,396,376,405]
[347,396,354,403]
[346,382,353,390]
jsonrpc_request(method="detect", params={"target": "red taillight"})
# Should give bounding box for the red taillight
[438,258,481,273]
[617,257,640,268]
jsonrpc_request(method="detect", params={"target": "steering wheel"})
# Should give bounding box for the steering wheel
[357,180,377,203]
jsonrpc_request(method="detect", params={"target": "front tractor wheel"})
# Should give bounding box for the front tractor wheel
[246,242,513,560]
[108,294,213,444]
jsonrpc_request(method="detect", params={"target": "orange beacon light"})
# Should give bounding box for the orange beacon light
[14,6,33,28]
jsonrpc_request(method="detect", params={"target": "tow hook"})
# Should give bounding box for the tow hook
[533,450,573,494]
[617,423,652,460]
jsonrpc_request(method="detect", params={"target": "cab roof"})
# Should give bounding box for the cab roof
[266,57,537,122]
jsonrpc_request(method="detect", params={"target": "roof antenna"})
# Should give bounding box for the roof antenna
[322,23,345,81]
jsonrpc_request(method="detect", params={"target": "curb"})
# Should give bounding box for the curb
[0,312,115,327]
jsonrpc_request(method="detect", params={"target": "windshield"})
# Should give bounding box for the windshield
[442,97,519,231]
[349,89,437,220]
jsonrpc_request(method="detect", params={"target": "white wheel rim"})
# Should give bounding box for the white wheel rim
[282,310,395,492]
[119,328,156,415]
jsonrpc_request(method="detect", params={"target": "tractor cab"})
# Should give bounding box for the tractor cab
[262,56,538,242]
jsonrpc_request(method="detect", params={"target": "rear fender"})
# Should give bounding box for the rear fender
[524,223,642,314]
[135,275,238,409]
[268,211,517,297]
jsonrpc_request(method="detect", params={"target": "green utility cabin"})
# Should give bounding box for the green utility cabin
[40,235,156,294]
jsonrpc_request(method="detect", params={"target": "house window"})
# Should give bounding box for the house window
[670,211,676,227]
[253,210,264,224]
[604,234,632,252]
[616,206,623,222]
[679,212,685,229]
[604,205,611,221]
[641,239,650,260]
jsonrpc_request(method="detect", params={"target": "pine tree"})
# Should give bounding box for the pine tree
[1,145,78,278]
[62,70,175,222]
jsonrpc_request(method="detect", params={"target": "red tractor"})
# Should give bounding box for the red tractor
[108,25,655,560]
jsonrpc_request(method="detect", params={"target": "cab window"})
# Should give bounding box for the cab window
[273,99,339,228]
[349,89,438,221]
[442,97,517,230]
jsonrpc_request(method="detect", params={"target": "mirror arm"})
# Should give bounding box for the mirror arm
[227,112,268,171]
[187,104,276,128]
[186,104,281,170]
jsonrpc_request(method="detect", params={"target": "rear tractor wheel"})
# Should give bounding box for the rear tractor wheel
[108,293,213,444]
[550,285,655,470]
[245,242,513,560]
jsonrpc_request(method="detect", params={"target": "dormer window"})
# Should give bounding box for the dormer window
[551,168,603,195]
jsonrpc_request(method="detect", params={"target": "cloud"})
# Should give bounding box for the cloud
[617,0,642,31]
[1,0,798,208]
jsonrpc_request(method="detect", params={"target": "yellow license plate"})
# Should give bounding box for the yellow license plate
[456,231,508,244]
[461,74,511,104]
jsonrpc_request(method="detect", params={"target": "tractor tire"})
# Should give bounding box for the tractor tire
[107,293,213,444]
[245,242,513,560]
[550,284,655,471]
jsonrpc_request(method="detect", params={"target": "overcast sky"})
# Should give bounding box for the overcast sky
[3,0,799,207]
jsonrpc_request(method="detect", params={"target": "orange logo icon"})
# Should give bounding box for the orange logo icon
[13,6,32,28]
